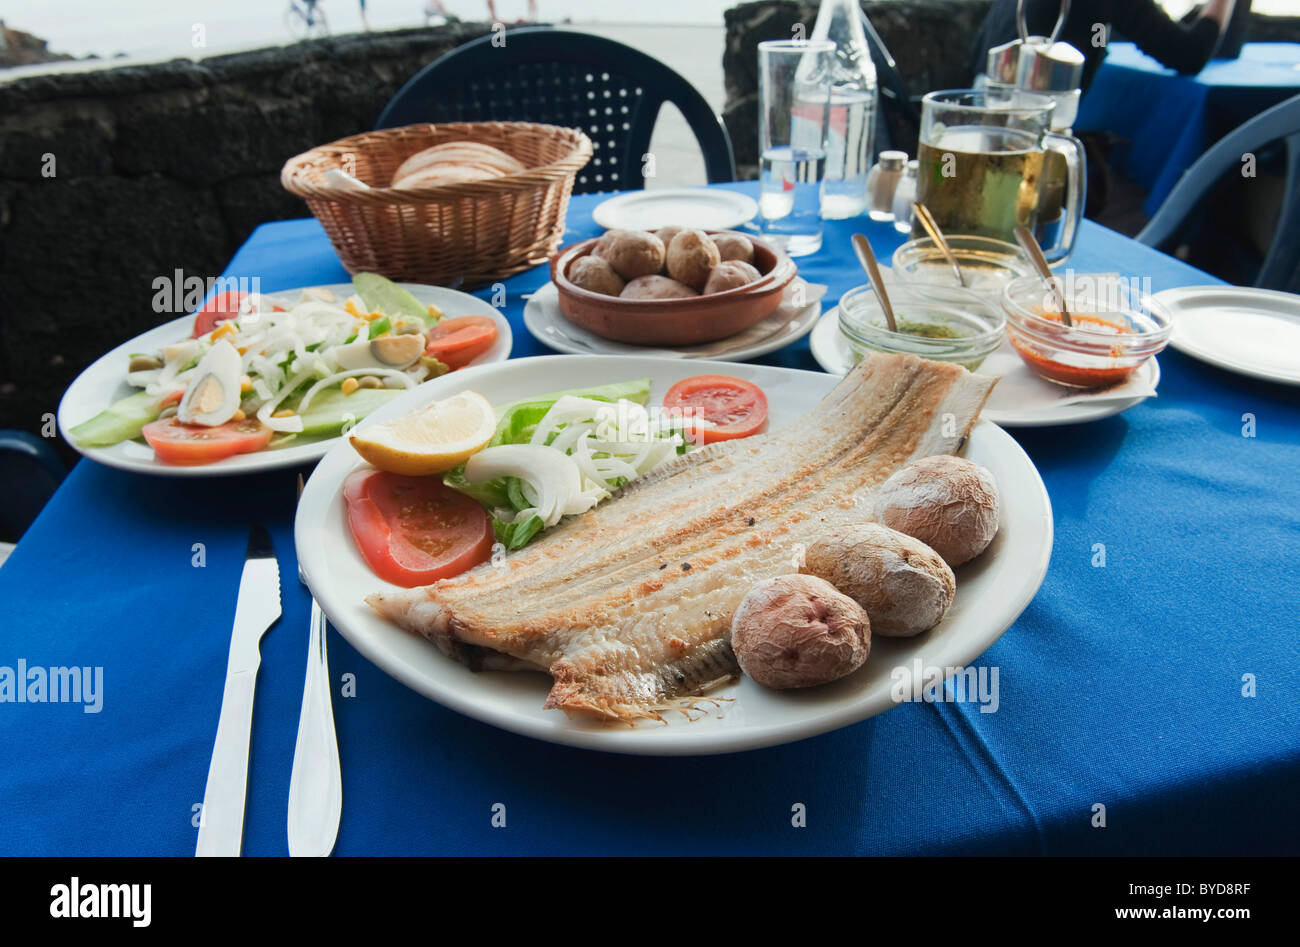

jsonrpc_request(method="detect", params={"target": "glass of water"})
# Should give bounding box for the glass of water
[757,39,833,257]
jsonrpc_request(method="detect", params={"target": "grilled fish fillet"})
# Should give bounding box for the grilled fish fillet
[367,353,996,722]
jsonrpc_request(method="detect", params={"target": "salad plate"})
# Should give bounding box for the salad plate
[295,355,1053,756]
[57,282,512,477]
[810,307,1160,427]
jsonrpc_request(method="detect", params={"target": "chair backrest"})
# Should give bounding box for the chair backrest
[376,27,736,194]
[0,430,65,541]
[1137,92,1300,293]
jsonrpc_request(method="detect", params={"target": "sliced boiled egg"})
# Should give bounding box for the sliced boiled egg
[333,332,426,371]
[177,340,243,426]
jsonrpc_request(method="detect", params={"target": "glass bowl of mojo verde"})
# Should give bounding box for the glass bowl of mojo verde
[838,282,1006,372]
[1000,274,1172,388]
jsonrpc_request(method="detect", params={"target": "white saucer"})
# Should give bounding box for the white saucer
[1156,285,1300,386]
[809,307,1160,427]
[524,281,821,361]
[591,187,759,232]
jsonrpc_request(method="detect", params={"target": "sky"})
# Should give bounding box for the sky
[5,0,1294,62]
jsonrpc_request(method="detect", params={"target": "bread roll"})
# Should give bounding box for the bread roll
[390,141,525,188]
[873,455,1001,566]
[801,523,955,637]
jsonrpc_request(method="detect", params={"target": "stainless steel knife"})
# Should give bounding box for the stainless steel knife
[196,524,282,857]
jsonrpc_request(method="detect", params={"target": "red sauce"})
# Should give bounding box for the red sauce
[1012,311,1137,388]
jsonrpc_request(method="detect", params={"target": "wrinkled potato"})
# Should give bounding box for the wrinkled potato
[703,260,762,295]
[620,275,699,299]
[666,229,721,291]
[593,229,665,280]
[713,232,755,264]
[800,523,955,637]
[655,225,686,248]
[567,255,625,296]
[874,455,1001,567]
[730,574,870,690]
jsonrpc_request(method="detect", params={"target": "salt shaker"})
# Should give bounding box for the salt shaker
[891,159,919,234]
[866,150,908,222]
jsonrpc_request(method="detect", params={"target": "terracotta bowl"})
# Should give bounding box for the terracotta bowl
[550,231,798,346]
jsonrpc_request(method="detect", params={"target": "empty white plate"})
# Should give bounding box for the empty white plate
[592,187,759,232]
[1156,285,1300,386]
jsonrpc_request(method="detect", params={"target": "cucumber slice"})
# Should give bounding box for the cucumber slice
[68,390,162,447]
[295,386,405,438]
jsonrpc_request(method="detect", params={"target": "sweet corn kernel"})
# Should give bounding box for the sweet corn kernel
[365,310,385,322]
[231,408,246,421]
[427,304,443,320]
[240,375,253,393]
[344,300,362,318]
[341,377,360,395]
[272,409,295,418]
[211,322,237,342]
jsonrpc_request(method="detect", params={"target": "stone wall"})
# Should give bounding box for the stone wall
[0,24,495,445]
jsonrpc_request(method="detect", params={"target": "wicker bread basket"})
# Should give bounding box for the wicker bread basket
[281,122,593,287]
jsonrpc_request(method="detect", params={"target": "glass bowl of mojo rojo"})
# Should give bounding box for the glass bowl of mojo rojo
[838,282,1006,372]
[1000,275,1172,388]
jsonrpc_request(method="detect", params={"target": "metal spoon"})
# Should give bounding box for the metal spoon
[912,202,965,288]
[1014,224,1073,327]
[852,233,898,332]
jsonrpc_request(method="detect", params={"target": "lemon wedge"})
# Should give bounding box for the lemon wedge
[350,390,495,475]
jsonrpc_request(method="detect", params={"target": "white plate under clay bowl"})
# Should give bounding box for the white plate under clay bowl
[57,282,513,476]
[295,354,1054,755]
[1155,285,1300,386]
[591,187,759,232]
[524,280,823,361]
[809,307,1161,427]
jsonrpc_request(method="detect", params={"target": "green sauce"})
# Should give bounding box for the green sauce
[893,319,968,340]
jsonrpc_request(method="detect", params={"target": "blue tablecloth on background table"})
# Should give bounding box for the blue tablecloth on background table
[1076,42,1300,216]
[2,182,1297,856]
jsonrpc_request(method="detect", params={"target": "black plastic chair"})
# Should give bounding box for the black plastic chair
[0,429,66,541]
[1138,93,1300,294]
[375,27,736,193]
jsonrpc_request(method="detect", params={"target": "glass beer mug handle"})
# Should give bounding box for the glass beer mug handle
[1040,131,1086,264]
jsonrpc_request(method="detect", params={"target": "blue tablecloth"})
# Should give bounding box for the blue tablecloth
[3,183,1298,856]
[1076,42,1300,216]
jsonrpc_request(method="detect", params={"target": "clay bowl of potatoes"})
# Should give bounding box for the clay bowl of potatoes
[550,225,798,345]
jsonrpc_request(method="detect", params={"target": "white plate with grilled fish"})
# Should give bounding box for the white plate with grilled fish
[296,354,1053,755]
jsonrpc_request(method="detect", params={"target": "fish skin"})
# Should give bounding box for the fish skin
[366,353,997,722]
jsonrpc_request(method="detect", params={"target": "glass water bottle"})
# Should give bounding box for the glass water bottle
[808,0,879,219]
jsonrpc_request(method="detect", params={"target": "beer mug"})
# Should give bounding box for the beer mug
[914,89,1085,263]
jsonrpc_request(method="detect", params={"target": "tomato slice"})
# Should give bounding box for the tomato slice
[424,315,498,370]
[663,374,769,445]
[343,470,493,587]
[192,290,249,338]
[141,416,273,465]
